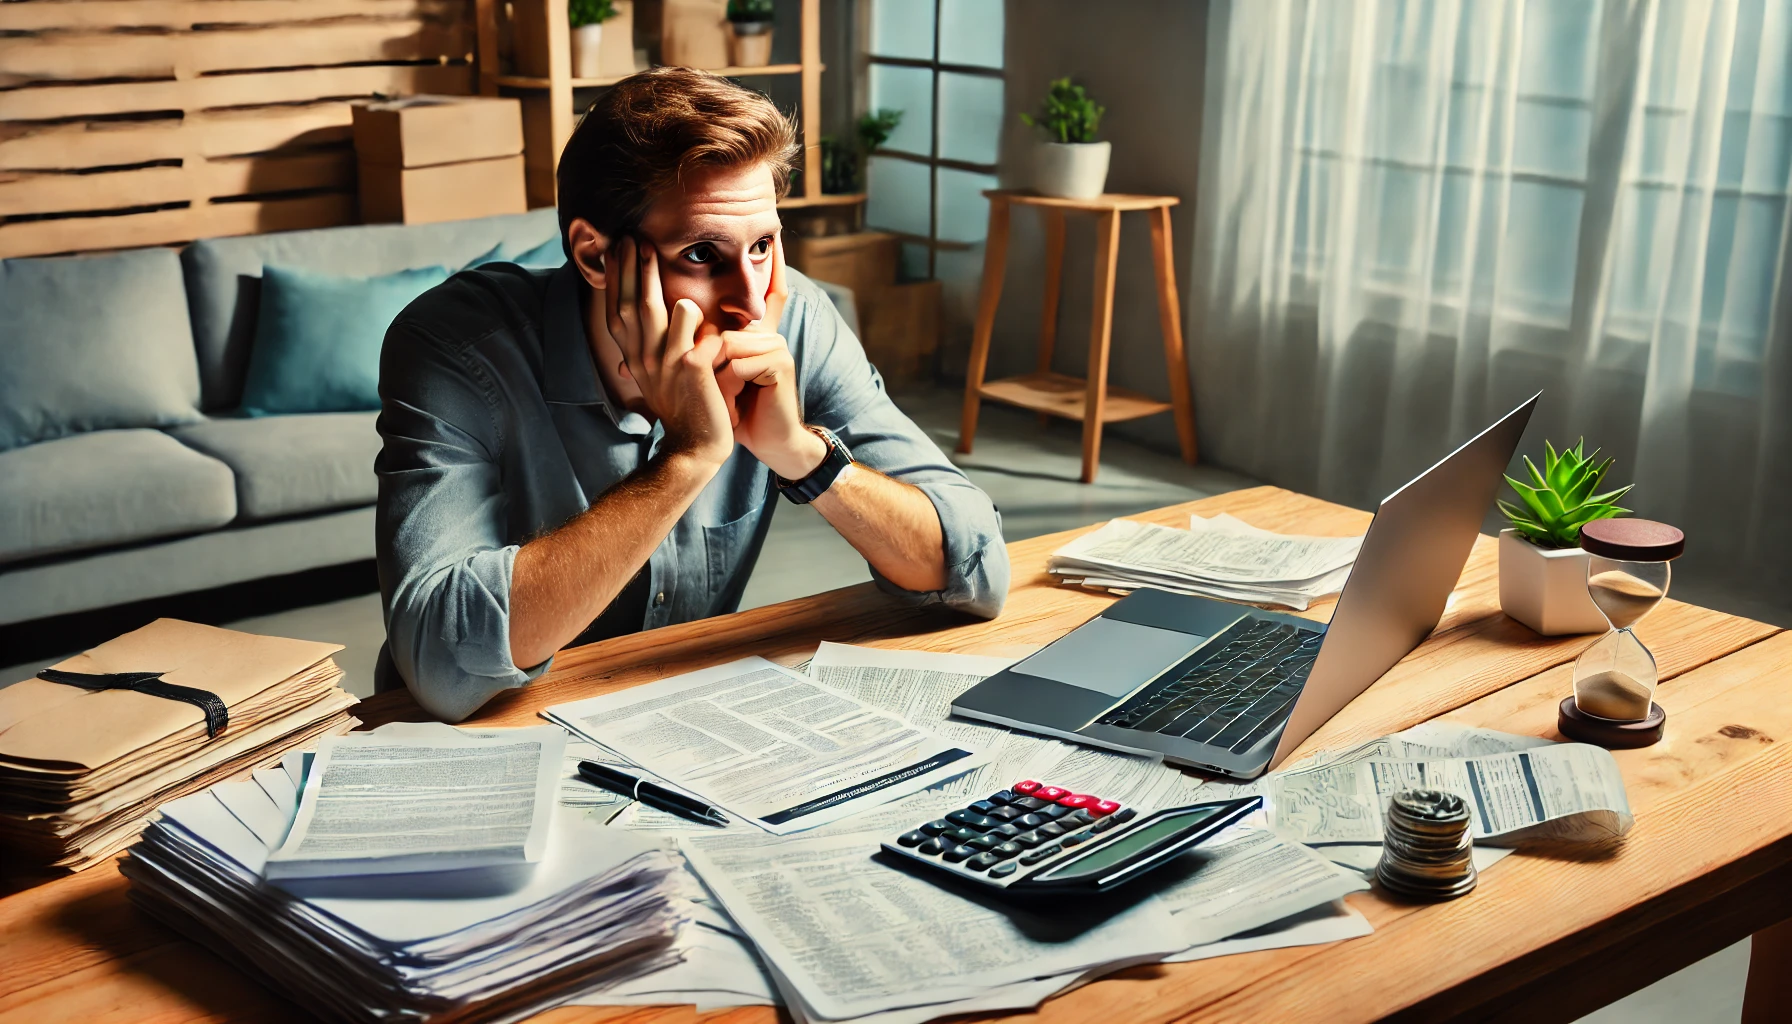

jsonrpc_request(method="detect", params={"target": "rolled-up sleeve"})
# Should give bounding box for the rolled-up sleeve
[791,275,1010,618]
[375,323,545,722]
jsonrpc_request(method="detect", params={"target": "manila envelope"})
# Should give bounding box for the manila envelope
[0,619,343,770]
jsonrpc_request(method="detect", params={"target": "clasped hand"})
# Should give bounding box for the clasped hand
[603,234,821,480]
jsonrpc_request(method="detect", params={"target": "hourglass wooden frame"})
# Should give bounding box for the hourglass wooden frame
[1557,518,1686,748]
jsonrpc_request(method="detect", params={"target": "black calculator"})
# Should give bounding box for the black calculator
[881,780,1262,895]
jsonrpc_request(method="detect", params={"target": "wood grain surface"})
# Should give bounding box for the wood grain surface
[1,486,1784,1024]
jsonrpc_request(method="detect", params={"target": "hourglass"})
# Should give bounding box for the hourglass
[1557,518,1684,748]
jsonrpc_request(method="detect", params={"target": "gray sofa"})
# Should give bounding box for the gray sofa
[0,209,859,628]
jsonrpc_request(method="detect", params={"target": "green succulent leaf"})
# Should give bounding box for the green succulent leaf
[1502,439,1635,547]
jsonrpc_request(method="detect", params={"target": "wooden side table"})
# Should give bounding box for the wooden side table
[957,189,1198,483]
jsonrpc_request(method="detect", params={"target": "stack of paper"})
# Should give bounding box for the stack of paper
[0,619,358,872]
[1049,514,1363,610]
[120,724,690,1024]
[265,723,565,880]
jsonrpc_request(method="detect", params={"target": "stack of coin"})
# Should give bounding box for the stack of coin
[1375,788,1477,901]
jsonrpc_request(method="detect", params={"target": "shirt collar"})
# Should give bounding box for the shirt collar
[540,262,654,436]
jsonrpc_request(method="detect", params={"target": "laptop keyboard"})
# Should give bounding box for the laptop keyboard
[1094,619,1324,754]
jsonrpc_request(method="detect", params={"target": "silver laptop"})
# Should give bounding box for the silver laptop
[951,394,1539,780]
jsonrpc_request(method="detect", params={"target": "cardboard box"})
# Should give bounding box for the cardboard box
[358,154,528,225]
[785,231,901,306]
[512,0,639,78]
[350,96,523,169]
[859,280,942,387]
[662,0,729,69]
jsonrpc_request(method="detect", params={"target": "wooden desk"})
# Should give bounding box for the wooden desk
[4,486,1790,1023]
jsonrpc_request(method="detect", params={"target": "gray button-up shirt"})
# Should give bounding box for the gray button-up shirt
[375,261,1009,721]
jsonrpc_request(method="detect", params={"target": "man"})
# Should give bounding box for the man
[375,68,1009,722]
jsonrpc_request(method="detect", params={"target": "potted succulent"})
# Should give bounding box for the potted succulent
[1496,440,1634,635]
[568,0,618,79]
[726,0,775,68]
[1020,77,1109,199]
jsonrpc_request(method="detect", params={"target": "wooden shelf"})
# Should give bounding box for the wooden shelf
[495,63,806,89]
[979,372,1173,423]
[780,191,865,209]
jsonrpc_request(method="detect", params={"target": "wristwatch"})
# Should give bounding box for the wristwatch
[776,425,854,504]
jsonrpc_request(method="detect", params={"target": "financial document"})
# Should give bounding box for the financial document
[680,826,1186,1023]
[808,643,1205,811]
[1261,740,1633,846]
[543,657,987,834]
[1154,825,1370,949]
[1048,515,1362,609]
[265,722,563,879]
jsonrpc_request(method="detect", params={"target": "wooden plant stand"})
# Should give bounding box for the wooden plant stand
[957,190,1198,484]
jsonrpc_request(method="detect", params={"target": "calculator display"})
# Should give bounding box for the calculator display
[1033,805,1225,880]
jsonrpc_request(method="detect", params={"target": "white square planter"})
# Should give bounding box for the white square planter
[1498,529,1609,636]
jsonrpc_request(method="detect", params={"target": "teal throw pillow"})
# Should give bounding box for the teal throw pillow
[238,264,449,417]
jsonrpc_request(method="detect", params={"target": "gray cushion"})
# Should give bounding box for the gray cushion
[182,209,561,411]
[0,247,203,453]
[0,430,235,564]
[170,412,380,522]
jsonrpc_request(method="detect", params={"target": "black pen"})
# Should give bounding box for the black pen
[576,761,729,827]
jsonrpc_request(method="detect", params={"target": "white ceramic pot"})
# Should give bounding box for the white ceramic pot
[1033,141,1111,200]
[727,22,774,67]
[570,23,604,79]
[1497,529,1610,636]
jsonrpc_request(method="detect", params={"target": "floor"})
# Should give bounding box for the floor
[0,386,1753,1021]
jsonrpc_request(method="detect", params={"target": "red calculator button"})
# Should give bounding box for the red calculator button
[1013,780,1042,794]
[1036,786,1068,801]
[1091,800,1121,816]
[1057,793,1095,808]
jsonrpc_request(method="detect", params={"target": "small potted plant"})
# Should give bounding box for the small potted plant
[1020,77,1109,199]
[819,108,902,195]
[568,0,618,79]
[1497,440,1634,635]
[726,0,775,68]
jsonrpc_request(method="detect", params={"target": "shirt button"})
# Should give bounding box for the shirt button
[653,590,667,607]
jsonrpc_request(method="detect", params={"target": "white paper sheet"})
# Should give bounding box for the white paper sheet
[1048,516,1362,610]
[1262,741,1633,846]
[1167,899,1371,963]
[680,827,1185,1022]
[265,723,563,879]
[544,657,988,835]
[1151,825,1369,948]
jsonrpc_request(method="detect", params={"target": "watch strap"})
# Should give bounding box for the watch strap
[777,426,853,504]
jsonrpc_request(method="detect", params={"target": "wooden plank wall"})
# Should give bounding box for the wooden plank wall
[0,0,476,259]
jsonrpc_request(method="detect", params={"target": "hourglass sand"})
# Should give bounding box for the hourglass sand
[1557,518,1684,748]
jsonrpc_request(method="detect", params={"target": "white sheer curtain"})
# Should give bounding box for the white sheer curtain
[1190,0,1792,606]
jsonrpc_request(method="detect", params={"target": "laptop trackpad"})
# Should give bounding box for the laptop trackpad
[1011,617,1202,698]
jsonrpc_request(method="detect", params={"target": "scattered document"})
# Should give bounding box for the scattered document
[265,722,563,879]
[808,643,1206,811]
[1049,515,1362,609]
[1154,825,1370,949]
[680,826,1186,1023]
[121,725,689,1024]
[544,657,987,834]
[1170,899,1371,963]
[1260,741,1633,846]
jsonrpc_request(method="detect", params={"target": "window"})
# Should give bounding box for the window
[866,0,1004,279]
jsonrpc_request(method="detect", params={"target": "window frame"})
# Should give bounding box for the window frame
[865,0,1004,278]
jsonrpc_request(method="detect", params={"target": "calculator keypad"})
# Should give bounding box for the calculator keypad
[886,781,1134,882]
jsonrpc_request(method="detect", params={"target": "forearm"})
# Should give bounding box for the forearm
[812,464,949,593]
[508,452,716,668]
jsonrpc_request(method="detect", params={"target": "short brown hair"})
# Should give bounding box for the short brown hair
[556,67,800,247]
